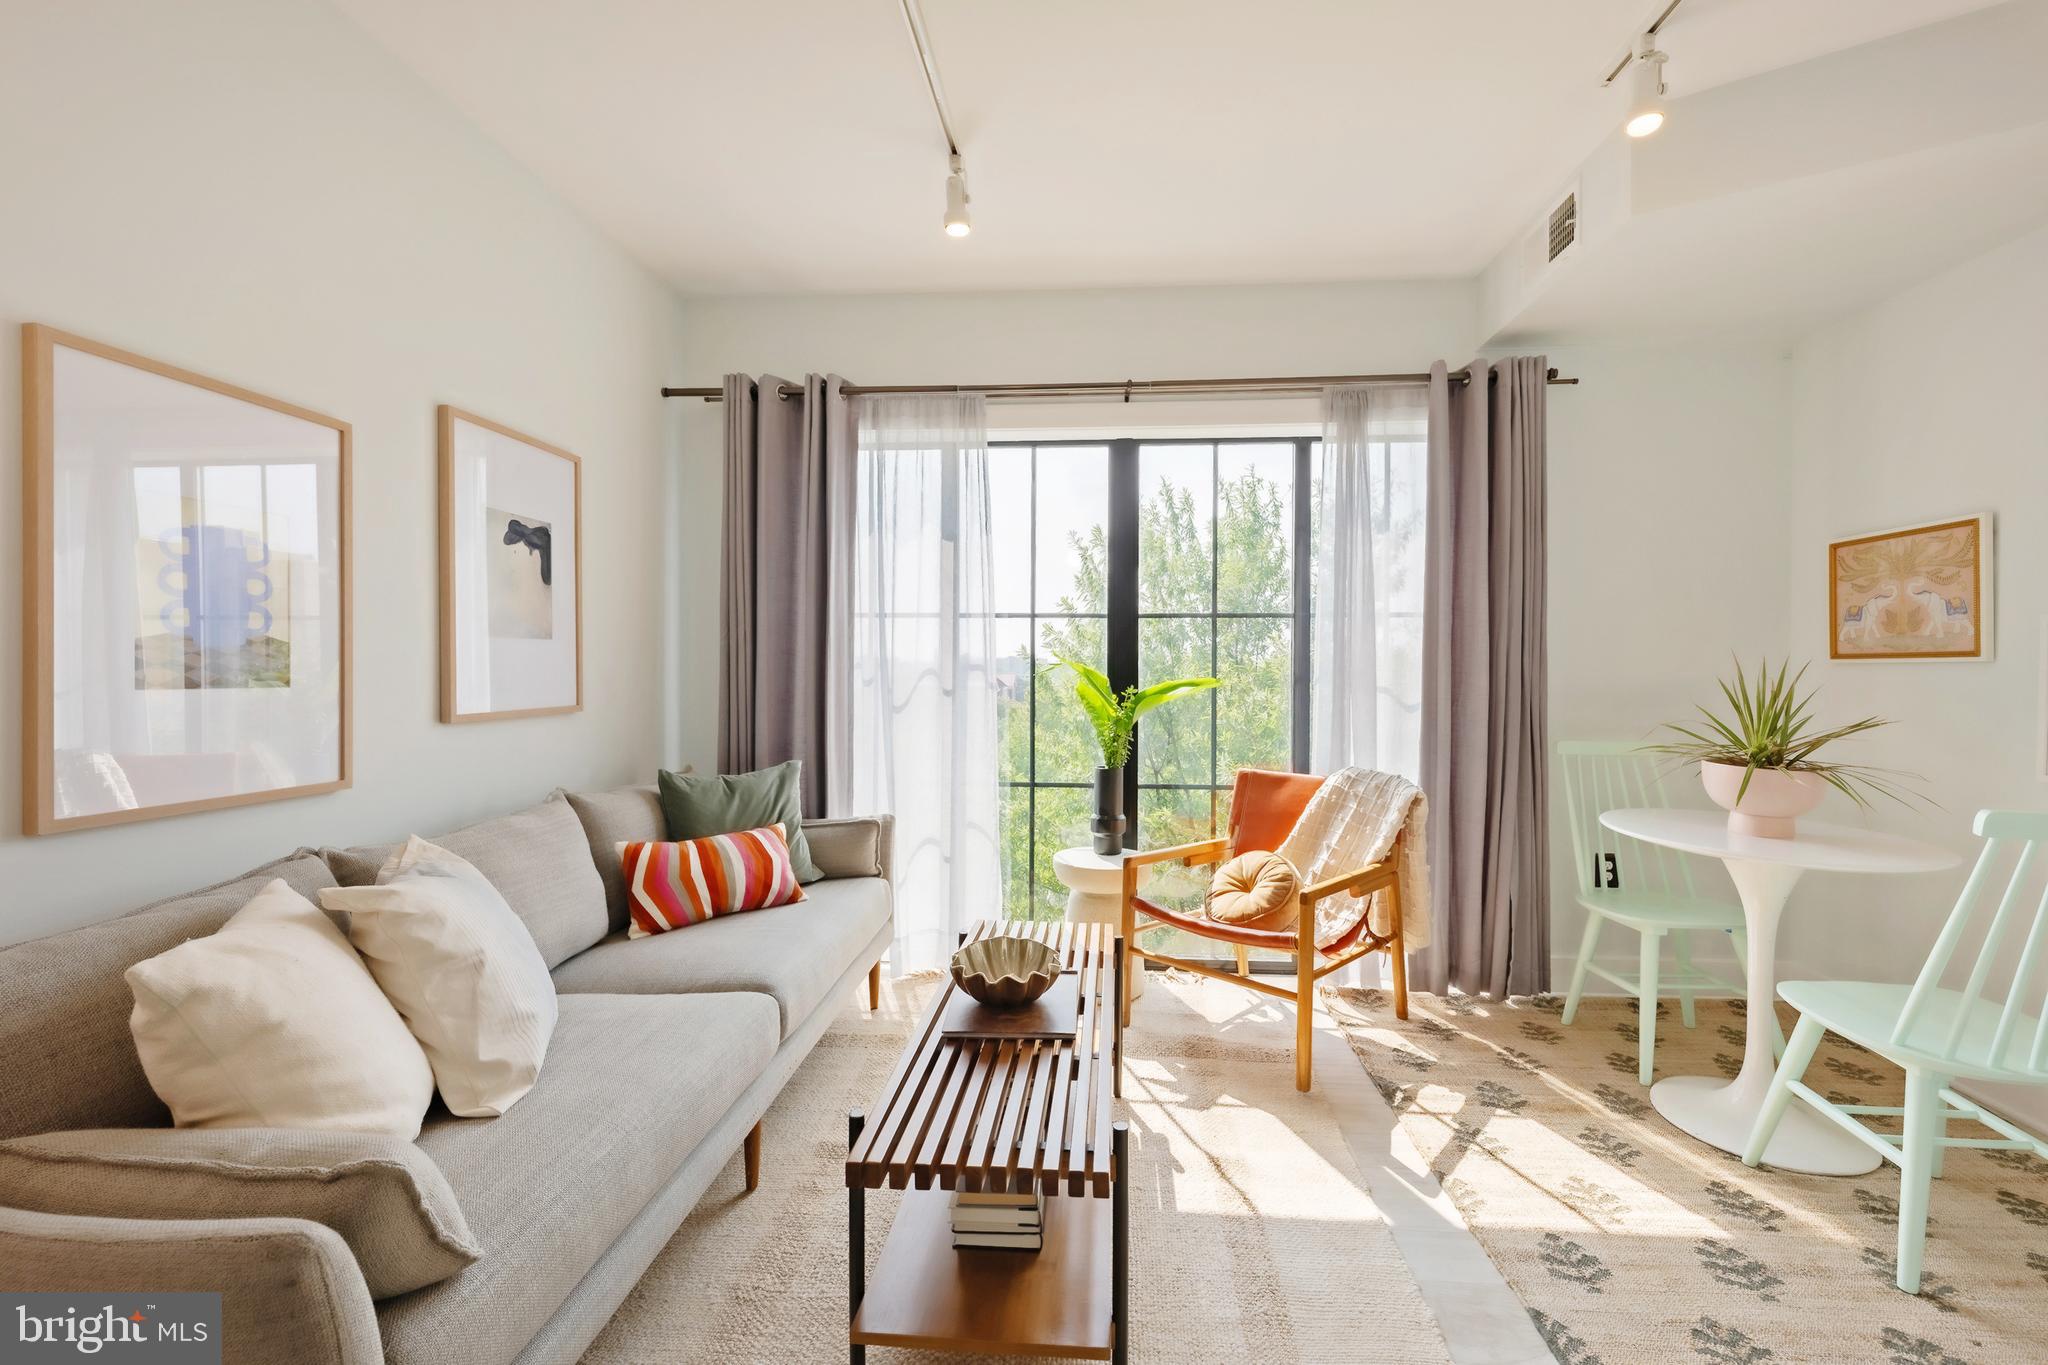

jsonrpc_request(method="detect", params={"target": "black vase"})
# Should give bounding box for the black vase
[1091,766,1126,856]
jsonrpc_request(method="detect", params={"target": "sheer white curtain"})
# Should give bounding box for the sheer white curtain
[1313,382,1430,984]
[827,393,1002,973]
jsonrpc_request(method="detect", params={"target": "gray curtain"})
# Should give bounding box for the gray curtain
[718,373,850,815]
[1416,356,1550,997]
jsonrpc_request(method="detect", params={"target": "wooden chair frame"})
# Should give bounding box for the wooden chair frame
[1118,834,1408,1092]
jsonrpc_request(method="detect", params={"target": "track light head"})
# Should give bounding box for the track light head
[943,152,971,237]
[1624,32,1667,138]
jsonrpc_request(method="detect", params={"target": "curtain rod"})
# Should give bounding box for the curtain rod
[660,368,1578,402]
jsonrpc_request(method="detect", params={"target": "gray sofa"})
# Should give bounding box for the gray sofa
[0,785,893,1365]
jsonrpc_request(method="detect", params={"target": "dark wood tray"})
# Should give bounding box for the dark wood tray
[940,972,1080,1040]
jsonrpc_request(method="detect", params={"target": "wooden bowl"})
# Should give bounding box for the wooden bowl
[950,935,1061,1009]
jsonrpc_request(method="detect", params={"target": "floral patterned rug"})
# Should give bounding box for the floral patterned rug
[1326,988,2048,1365]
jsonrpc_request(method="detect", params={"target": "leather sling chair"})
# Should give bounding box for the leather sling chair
[1117,768,1409,1092]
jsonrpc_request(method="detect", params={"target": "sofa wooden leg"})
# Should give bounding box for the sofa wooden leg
[744,1121,762,1192]
[867,961,880,1011]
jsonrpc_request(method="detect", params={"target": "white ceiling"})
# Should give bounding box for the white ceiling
[331,0,2005,297]
[1491,1,2048,344]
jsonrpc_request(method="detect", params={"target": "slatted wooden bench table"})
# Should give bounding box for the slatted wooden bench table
[846,919,1127,1363]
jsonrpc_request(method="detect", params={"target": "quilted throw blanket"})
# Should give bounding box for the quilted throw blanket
[1277,767,1431,953]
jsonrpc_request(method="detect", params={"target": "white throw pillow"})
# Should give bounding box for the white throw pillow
[321,837,557,1118]
[126,879,435,1137]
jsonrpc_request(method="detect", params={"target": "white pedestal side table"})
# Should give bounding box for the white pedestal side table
[1053,846,1143,998]
[1600,808,1958,1175]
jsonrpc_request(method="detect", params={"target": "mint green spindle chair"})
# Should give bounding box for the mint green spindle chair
[1559,741,1760,1085]
[1744,810,2048,1294]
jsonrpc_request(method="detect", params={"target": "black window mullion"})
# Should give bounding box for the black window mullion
[1108,439,1139,848]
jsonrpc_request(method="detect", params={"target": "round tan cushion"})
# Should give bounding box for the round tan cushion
[1204,851,1302,931]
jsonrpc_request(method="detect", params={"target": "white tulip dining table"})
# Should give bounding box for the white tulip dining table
[1599,808,1959,1175]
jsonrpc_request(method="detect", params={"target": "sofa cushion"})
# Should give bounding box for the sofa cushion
[0,1127,479,1299]
[550,876,890,1038]
[321,838,559,1119]
[379,992,778,1365]
[562,784,665,934]
[659,762,822,883]
[804,815,887,880]
[127,879,436,1137]
[621,826,807,937]
[324,794,606,969]
[0,851,337,1142]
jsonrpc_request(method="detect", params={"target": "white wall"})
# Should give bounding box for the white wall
[0,0,685,945]
[1532,339,1795,983]
[1785,223,2048,1128]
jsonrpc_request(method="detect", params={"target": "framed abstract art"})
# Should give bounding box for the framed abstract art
[1828,513,1992,662]
[20,324,351,834]
[438,406,582,722]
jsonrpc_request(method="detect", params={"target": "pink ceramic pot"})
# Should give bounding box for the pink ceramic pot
[1699,761,1827,839]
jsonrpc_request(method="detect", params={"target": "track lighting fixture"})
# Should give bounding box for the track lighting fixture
[900,0,973,239]
[943,152,971,238]
[1624,31,1668,138]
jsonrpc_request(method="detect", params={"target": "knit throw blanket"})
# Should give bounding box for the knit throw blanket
[1277,767,1431,953]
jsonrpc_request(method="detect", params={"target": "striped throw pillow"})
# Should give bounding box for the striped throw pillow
[619,824,806,937]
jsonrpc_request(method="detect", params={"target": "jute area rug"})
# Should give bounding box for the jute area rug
[582,973,1449,1364]
[1326,988,2048,1365]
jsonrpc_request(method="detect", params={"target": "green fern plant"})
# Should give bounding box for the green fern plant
[1046,656,1218,770]
[1640,657,1921,808]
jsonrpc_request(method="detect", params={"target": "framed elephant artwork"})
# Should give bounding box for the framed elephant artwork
[438,406,582,721]
[1829,514,1992,662]
[20,324,352,834]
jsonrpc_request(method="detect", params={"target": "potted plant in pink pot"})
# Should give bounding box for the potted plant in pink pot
[1644,658,1918,838]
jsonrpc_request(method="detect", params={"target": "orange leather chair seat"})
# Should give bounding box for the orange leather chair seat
[1132,893,1378,957]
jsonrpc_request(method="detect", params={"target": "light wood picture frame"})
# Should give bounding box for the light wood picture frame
[21,324,352,835]
[1828,513,1992,662]
[438,405,583,722]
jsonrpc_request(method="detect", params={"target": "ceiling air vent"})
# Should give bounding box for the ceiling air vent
[1547,191,1578,264]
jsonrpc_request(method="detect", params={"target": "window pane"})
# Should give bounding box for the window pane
[1138,444,1212,612]
[988,445,1032,614]
[1216,616,1292,775]
[1137,784,1216,856]
[993,616,1032,786]
[1033,786,1093,920]
[1035,446,1109,614]
[1216,442,1294,613]
[1034,620,1106,782]
[998,784,1033,920]
[1138,616,1214,789]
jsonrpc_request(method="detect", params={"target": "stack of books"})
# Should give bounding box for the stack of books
[950,1187,1044,1251]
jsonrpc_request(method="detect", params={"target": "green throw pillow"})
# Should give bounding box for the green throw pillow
[659,761,822,884]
